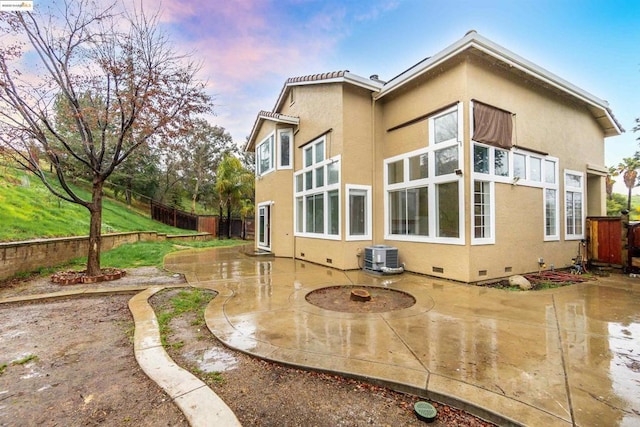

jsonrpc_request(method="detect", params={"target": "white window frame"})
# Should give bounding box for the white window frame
[564,169,584,240]
[384,103,465,245]
[257,201,273,251]
[294,136,341,240]
[256,132,275,176]
[511,149,545,187]
[277,128,293,170]
[543,158,559,241]
[346,184,372,241]
[470,180,495,245]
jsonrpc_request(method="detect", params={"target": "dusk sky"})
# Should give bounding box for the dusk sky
[39,0,640,191]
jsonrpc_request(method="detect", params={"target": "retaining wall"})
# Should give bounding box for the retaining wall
[0,231,212,280]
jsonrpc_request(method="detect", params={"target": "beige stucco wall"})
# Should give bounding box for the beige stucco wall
[462,54,607,281]
[375,58,472,282]
[252,53,609,282]
[252,121,294,257]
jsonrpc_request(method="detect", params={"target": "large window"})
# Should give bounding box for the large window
[565,170,584,240]
[294,136,340,239]
[384,104,463,244]
[256,133,275,176]
[346,185,371,241]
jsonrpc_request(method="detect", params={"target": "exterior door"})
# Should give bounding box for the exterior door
[258,204,271,250]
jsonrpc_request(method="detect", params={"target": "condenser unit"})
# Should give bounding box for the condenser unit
[363,245,403,274]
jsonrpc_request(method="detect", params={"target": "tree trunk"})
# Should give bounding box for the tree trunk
[191,178,199,214]
[628,186,633,212]
[227,202,232,239]
[86,179,104,277]
[218,204,223,239]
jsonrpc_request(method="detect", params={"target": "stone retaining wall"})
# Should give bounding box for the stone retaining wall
[0,232,212,280]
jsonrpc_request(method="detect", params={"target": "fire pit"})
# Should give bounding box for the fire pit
[306,285,415,313]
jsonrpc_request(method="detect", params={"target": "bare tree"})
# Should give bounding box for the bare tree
[0,1,211,275]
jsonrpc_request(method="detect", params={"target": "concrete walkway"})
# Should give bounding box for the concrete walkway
[163,246,640,427]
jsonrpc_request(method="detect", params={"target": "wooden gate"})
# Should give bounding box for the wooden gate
[586,217,623,266]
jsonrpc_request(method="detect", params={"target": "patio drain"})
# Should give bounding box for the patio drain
[305,285,415,313]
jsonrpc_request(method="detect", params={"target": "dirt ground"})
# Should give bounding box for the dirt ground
[0,268,494,426]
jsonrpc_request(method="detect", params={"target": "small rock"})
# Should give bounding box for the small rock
[509,275,532,290]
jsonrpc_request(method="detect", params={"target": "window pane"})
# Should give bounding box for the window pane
[434,111,457,144]
[435,146,458,175]
[315,166,324,187]
[328,190,339,235]
[474,181,490,238]
[545,160,556,184]
[388,160,404,184]
[305,147,313,167]
[295,174,303,192]
[259,141,271,174]
[349,190,367,236]
[495,149,509,176]
[305,171,313,190]
[474,145,489,173]
[315,140,325,163]
[407,187,429,236]
[258,207,266,243]
[327,162,339,185]
[296,197,303,232]
[437,181,459,238]
[530,157,542,182]
[389,190,406,234]
[409,154,428,180]
[279,132,290,167]
[514,153,526,179]
[566,191,583,236]
[574,192,582,234]
[314,194,324,233]
[306,196,314,232]
[566,173,581,188]
[545,189,556,236]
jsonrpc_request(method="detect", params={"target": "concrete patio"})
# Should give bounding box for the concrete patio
[165,245,640,426]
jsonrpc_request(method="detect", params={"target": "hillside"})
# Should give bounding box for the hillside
[0,166,192,242]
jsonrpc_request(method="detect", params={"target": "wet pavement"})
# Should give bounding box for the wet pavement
[165,245,640,427]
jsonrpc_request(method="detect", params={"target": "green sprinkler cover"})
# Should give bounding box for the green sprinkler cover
[414,401,437,422]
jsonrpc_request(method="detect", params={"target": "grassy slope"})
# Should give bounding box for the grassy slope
[0,166,193,242]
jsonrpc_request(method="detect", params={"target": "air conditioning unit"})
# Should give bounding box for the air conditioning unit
[363,245,403,274]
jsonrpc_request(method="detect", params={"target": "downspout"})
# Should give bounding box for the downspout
[371,93,377,245]
[292,128,297,262]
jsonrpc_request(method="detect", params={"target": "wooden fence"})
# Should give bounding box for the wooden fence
[150,201,254,240]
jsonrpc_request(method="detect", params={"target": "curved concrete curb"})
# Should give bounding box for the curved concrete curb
[128,287,242,427]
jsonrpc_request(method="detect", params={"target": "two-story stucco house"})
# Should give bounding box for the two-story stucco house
[245,30,622,283]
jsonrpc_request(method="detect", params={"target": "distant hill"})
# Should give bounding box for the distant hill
[0,166,192,242]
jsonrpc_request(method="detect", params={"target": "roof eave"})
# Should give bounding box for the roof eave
[273,72,382,113]
[376,31,623,137]
[245,112,300,152]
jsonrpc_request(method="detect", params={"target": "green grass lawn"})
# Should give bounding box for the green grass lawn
[0,165,249,277]
[0,166,192,242]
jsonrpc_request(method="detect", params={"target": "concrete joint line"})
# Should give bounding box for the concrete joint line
[552,295,576,426]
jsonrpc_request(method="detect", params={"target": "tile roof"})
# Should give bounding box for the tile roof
[285,70,349,84]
